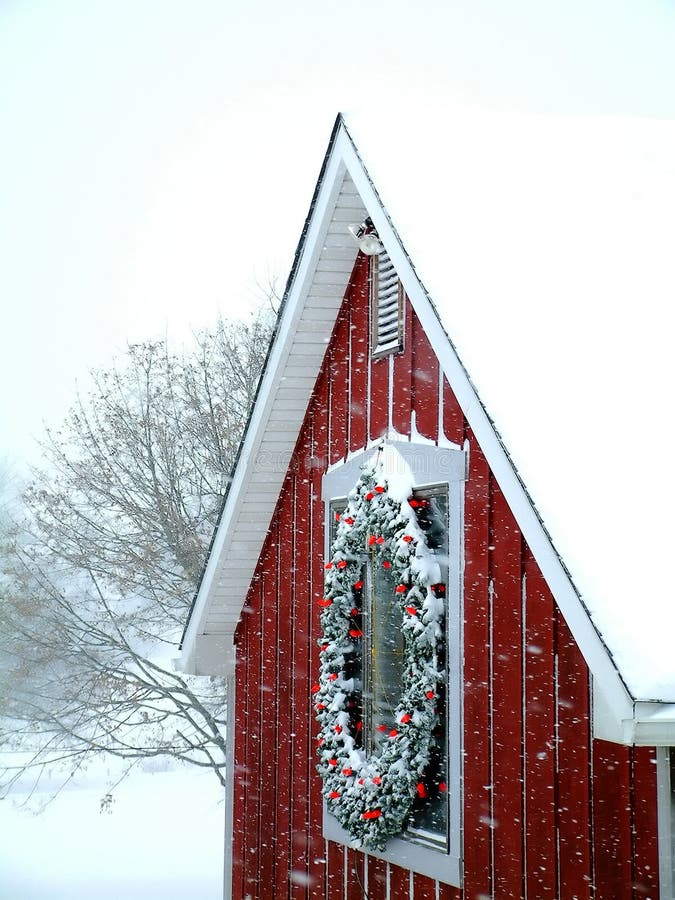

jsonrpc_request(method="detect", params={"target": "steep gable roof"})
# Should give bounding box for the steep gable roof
[181,111,675,739]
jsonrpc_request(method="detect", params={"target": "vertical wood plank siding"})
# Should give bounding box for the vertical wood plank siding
[231,257,660,899]
[291,431,311,899]
[309,375,328,900]
[348,256,369,452]
[411,316,439,442]
[632,747,660,896]
[556,615,593,899]
[490,481,525,899]
[523,553,557,899]
[259,523,278,891]
[462,432,492,896]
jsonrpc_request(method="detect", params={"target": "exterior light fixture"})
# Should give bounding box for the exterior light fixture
[348,218,383,256]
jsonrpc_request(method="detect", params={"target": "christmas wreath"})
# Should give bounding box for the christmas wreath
[314,451,446,849]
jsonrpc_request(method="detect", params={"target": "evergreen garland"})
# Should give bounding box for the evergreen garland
[314,456,446,849]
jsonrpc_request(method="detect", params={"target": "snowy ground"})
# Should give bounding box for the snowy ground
[0,762,224,899]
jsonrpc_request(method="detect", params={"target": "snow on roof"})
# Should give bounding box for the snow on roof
[344,108,675,701]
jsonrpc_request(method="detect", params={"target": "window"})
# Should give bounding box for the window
[321,442,464,887]
[364,487,449,847]
[329,486,450,850]
[371,249,404,358]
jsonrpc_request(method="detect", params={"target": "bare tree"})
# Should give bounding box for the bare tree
[0,308,274,798]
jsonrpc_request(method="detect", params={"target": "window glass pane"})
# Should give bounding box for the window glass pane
[328,501,346,545]
[347,578,364,748]
[406,490,449,846]
[368,561,406,752]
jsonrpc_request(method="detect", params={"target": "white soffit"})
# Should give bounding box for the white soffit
[180,147,366,673]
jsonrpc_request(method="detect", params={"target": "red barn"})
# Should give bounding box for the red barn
[180,113,675,899]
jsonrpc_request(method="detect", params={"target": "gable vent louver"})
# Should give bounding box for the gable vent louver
[371,249,404,357]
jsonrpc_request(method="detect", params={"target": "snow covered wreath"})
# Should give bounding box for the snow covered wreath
[314,453,446,849]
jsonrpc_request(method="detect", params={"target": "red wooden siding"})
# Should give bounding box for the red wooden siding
[348,255,369,452]
[231,255,660,899]
[309,375,328,899]
[490,480,525,899]
[462,432,492,895]
[392,298,413,435]
[632,747,661,897]
[556,614,593,898]
[411,315,439,442]
[523,553,557,899]
[291,430,312,898]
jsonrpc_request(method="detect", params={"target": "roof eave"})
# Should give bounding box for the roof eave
[179,118,364,673]
[631,703,675,746]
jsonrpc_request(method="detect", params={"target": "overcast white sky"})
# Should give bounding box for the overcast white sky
[2,0,675,471]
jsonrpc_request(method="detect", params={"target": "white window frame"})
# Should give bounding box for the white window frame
[657,747,675,899]
[321,440,465,888]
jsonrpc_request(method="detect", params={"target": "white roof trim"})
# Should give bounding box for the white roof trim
[180,116,640,734]
[180,130,364,672]
[632,704,675,746]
